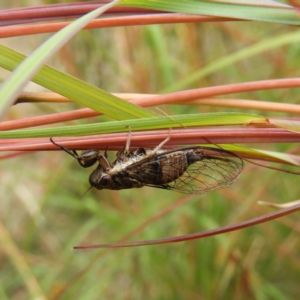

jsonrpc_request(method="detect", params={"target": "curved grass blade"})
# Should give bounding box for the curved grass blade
[0,45,155,120]
[74,202,300,248]
[0,0,155,121]
[119,0,300,25]
[221,144,300,166]
[0,112,266,138]
[163,30,300,92]
[270,119,300,134]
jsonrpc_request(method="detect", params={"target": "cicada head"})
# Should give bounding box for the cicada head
[89,164,113,190]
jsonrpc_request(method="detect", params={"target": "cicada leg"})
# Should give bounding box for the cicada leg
[50,138,99,168]
[116,127,132,160]
[151,129,172,154]
[124,126,132,155]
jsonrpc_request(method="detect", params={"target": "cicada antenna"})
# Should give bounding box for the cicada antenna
[82,185,93,197]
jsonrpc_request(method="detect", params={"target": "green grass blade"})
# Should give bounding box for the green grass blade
[0,44,155,120]
[119,0,300,25]
[221,144,300,166]
[162,30,300,92]
[0,0,120,119]
[270,119,300,134]
[0,0,155,120]
[0,112,265,138]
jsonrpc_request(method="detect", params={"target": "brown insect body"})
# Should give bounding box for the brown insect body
[51,134,243,194]
[124,150,190,186]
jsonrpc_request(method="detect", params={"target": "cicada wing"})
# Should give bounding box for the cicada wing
[157,155,243,194]
[124,147,243,194]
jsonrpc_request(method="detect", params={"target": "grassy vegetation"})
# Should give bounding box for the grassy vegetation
[0,1,300,299]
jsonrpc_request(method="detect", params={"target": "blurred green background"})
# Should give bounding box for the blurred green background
[0,1,299,299]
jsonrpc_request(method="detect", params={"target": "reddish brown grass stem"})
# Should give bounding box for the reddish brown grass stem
[73,202,300,248]
[1,128,300,158]
[0,14,236,38]
[2,78,300,131]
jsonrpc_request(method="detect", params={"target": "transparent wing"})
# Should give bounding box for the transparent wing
[125,147,243,194]
[158,155,243,194]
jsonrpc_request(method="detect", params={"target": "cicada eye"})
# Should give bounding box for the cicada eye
[100,175,112,187]
[89,166,104,189]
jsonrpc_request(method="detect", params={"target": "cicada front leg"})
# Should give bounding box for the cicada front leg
[50,138,100,168]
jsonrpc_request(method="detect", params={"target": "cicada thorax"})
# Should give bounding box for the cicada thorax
[115,147,146,164]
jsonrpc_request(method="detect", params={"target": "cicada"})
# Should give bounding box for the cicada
[50,132,243,194]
